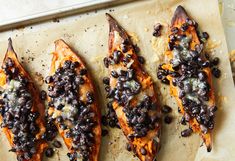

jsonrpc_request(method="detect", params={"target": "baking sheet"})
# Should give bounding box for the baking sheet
[0,0,234,161]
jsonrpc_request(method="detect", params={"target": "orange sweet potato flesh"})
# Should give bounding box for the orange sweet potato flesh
[0,38,47,161]
[47,39,101,161]
[106,13,161,161]
[163,6,215,152]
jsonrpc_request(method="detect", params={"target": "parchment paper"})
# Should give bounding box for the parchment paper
[0,0,234,161]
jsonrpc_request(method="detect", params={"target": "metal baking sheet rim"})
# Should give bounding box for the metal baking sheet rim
[0,0,134,31]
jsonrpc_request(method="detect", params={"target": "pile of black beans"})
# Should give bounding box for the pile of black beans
[157,18,218,134]
[103,40,160,138]
[41,115,58,141]
[45,60,96,161]
[0,58,41,161]
[101,101,120,129]
[153,23,162,37]
[107,68,141,105]
[124,95,160,138]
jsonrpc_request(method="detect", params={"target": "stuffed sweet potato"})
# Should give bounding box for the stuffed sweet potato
[46,39,101,161]
[158,6,216,152]
[0,38,47,161]
[104,14,161,161]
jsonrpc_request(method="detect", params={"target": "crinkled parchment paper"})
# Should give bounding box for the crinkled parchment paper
[0,0,234,161]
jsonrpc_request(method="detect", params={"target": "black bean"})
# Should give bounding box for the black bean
[45,76,53,84]
[86,92,94,104]
[113,50,121,64]
[184,84,192,93]
[168,42,174,50]
[40,90,47,100]
[52,140,62,148]
[181,128,192,137]
[111,71,118,78]
[172,78,178,86]
[121,44,128,53]
[69,61,79,69]
[180,116,187,125]
[184,113,191,122]
[202,61,210,68]
[212,67,221,78]
[171,27,178,34]
[103,57,109,68]
[63,60,72,69]
[133,44,140,53]
[67,152,77,161]
[153,23,162,37]
[157,71,165,80]
[179,90,185,99]
[137,56,145,64]
[161,78,170,85]
[105,86,110,93]
[75,76,85,85]
[210,105,217,113]
[126,143,132,151]
[202,32,209,40]
[74,61,80,68]
[45,148,54,157]
[164,115,172,124]
[6,58,14,67]
[203,53,210,61]
[80,68,87,75]
[211,57,220,66]
[181,23,188,31]
[140,147,147,155]
[122,39,129,45]
[161,105,172,114]
[102,77,110,85]
[186,18,193,25]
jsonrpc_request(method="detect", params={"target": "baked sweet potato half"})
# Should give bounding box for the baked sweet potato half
[104,13,161,161]
[0,38,47,161]
[46,39,101,161]
[158,6,216,152]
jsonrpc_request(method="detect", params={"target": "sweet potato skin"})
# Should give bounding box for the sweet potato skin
[106,14,161,161]
[0,38,47,161]
[47,39,101,161]
[163,6,215,152]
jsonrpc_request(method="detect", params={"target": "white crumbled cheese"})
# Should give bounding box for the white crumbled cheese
[61,104,78,119]
[113,31,122,45]
[126,59,134,68]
